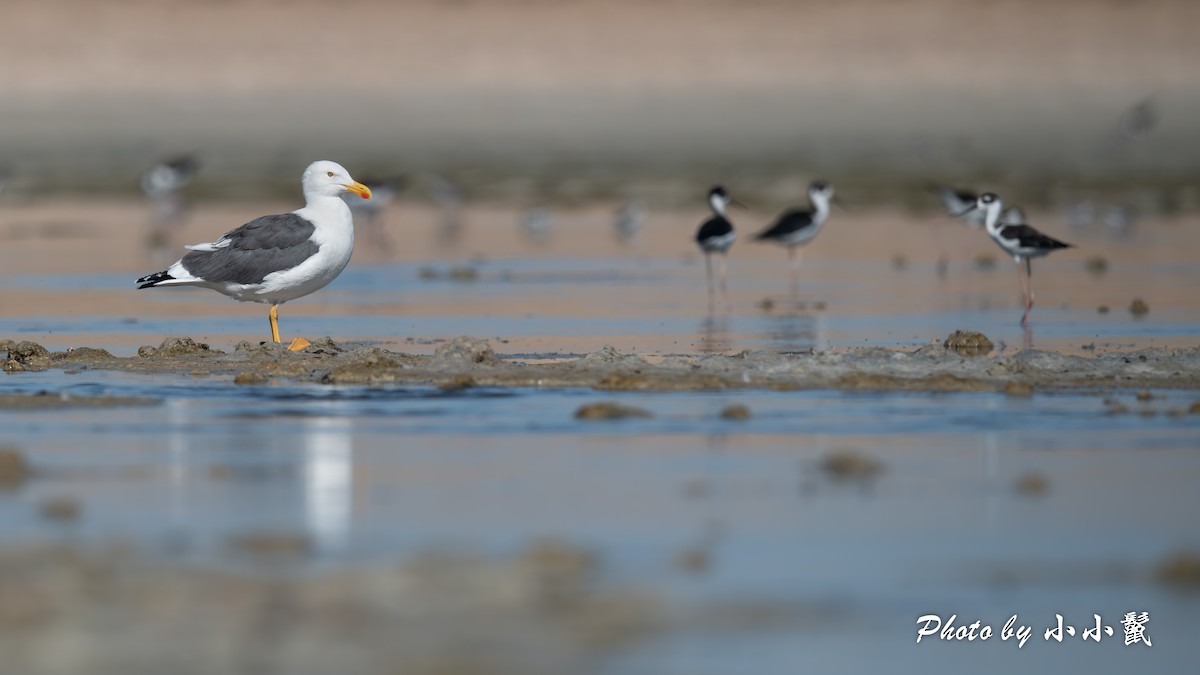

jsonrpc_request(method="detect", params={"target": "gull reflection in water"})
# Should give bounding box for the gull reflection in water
[302,415,355,553]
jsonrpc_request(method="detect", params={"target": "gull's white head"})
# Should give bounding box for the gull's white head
[302,160,372,201]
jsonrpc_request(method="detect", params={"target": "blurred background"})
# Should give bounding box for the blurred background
[1,2,1199,675]
[1,0,1198,203]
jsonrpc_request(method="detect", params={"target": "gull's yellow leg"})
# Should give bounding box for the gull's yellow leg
[269,304,281,343]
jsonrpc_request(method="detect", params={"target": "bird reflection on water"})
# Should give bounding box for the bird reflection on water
[698,313,732,354]
[765,311,821,354]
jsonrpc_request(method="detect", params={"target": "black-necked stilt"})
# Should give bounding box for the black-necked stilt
[753,180,835,295]
[615,199,646,244]
[931,184,986,229]
[931,185,1027,277]
[695,186,739,310]
[969,193,1073,325]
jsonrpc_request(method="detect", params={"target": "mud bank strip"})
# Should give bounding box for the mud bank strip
[5,334,1200,393]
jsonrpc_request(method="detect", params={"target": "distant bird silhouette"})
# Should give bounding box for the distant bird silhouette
[614,199,647,245]
[695,186,739,311]
[1117,97,1159,143]
[425,175,465,247]
[342,177,400,254]
[754,181,836,296]
[142,154,201,250]
[521,204,553,244]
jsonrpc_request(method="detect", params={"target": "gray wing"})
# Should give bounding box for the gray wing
[180,213,318,284]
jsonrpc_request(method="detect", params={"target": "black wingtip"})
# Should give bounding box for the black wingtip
[136,271,173,288]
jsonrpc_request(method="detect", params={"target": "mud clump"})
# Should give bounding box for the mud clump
[7,341,49,362]
[819,449,884,484]
[439,374,478,391]
[0,448,32,490]
[40,496,82,521]
[582,345,628,364]
[676,547,712,575]
[1014,472,1049,497]
[5,342,51,371]
[943,330,994,356]
[57,347,115,362]
[719,404,752,420]
[233,372,268,386]
[1003,381,1034,397]
[433,337,498,366]
[320,347,415,384]
[575,402,653,420]
[1129,298,1150,316]
[1084,255,1109,275]
[594,370,734,391]
[448,266,479,281]
[1155,551,1200,589]
[303,336,342,354]
[418,266,479,281]
[228,531,313,559]
[139,337,218,358]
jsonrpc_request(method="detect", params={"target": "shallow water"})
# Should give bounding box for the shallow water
[3,253,1199,358]
[2,202,1199,672]
[3,367,1199,672]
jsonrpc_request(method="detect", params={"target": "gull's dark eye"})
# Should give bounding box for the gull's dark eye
[327,171,335,177]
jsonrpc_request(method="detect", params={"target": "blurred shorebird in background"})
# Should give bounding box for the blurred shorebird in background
[342,177,400,254]
[753,180,837,298]
[614,199,647,245]
[1116,97,1159,145]
[931,184,986,229]
[142,154,201,251]
[695,185,739,311]
[425,174,465,247]
[520,204,553,245]
[1067,97,1159,237]
[964,193,1073,325]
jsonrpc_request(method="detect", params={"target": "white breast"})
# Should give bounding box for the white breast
[257,198,356,304]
